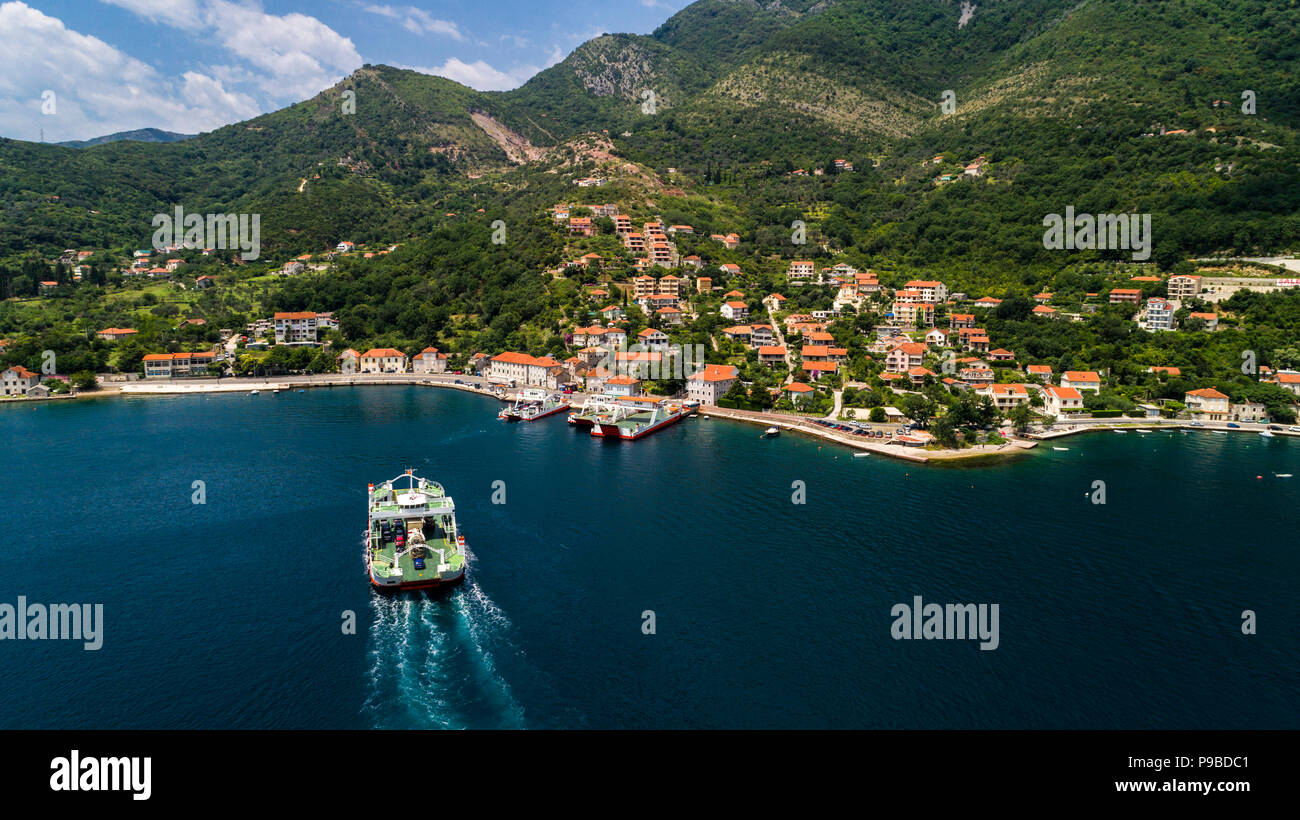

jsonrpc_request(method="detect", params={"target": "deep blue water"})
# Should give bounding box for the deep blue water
[1,386,1296,729]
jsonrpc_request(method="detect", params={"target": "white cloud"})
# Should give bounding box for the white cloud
[98,0,204,30]
[361,3,462,40]
[410,58,540,92]
[204,1,363,101]
[0,1,258,140]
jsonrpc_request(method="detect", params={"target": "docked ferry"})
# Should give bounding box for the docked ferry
[366,470,466,591]
[498,388,570,422]
[567,393,622,427]
[590,396,692,440]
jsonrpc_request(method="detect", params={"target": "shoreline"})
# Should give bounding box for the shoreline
[698,406,1038,463]
[6,378,1295,465]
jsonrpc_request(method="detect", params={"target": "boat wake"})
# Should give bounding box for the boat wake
[361,553,526,729]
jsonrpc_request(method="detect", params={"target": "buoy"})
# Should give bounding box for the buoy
[1256,475,1263,480]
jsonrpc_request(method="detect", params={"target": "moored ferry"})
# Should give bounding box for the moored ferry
[567,393,621,427]
[498,388,570,421]
[366,470,466,591]
[590,396,692,440]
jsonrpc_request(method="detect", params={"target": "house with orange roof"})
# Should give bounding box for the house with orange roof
[975,383,1030,408]
[360,348,409,374]
[906,366,935,386]
[721,301,750,321]
[489,351,565,387]
[637,328,670,350]
[1042,385,1084,416]
[604,375,642,397]
[412,347,448,374]
[1109,288,1142,304]
[1188,312,1219,331]
[783,382,815,403]
[655,306,684,325]
[972,297,1002,309]
[1026,364,1052,382]
[687,363,740,404]
[1274,373,1300,396]
[885,342,927,372]
[1,365,40,395]
[1147,366,1182,376]
[1184,387,1229,420]
[757,346,787,366]
[1061,371,1102,392]
[97,328,138,341]
[987,348,1015,362]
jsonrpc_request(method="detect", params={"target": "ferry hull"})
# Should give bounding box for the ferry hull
[518,402,570,422]
[591,410,687,440]
[568,414,595,427]
[369,562,465,592]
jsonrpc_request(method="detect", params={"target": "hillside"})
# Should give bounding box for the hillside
[0,0,1298,269]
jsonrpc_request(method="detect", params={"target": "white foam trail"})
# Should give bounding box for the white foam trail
[361,541,527,729]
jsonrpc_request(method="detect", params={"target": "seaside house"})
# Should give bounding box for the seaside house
[1042,385,1084,417]
[412,347,448,374]
[686,364,740,405]
[360,348,409,374]
[1184,387,1230,421]
[488,352,564,388]
[1,366,40,396]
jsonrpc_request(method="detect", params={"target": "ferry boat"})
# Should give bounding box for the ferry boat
[366,470,466,591]
[590,396,691,440]
[567,394,622,427]
[498,388,569,422]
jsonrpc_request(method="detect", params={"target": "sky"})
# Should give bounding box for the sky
[0,0,690,142]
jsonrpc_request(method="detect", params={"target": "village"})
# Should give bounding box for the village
[6,191,1300,461]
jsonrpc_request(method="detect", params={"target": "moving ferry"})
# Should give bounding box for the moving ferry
[589,396,692,440]
[366,471,466,591]
[498,388,570,422]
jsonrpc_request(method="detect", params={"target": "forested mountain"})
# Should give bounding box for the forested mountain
[1,0,1298,273]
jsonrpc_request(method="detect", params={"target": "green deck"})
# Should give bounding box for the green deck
[371,535,464,580]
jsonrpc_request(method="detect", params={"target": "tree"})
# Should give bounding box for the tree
[71,371,99,390]
[869,407,887,423]
[900,393,935,428]
[930,414,959,449]
[1008,402,1033,434]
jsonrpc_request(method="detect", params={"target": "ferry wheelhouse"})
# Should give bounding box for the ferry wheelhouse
[498,388,570,422]
[366,471,466,591]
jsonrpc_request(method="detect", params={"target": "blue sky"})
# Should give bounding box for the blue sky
[1,0,690,141]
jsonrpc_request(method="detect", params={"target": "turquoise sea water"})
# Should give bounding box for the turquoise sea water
[1,386,1296,729]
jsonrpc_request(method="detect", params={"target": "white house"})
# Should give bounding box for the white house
[687,364,740,404]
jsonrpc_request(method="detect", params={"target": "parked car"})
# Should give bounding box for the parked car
[1190,421,1205,427]
[453,379,463,385]
[1227,422,1241,428]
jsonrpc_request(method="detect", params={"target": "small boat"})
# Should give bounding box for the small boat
[1259,430,1275,438]
[1274,473,1293,478]
[1135,429,1153,433]
[1053,447,1069,451]
[249,389,260,395]
[1212,430,1228,435]
[296,389,305,393]
[272,389,280,394]
[1112,429,1127,434]
[762,426,780,438]
[853,452,869,458]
